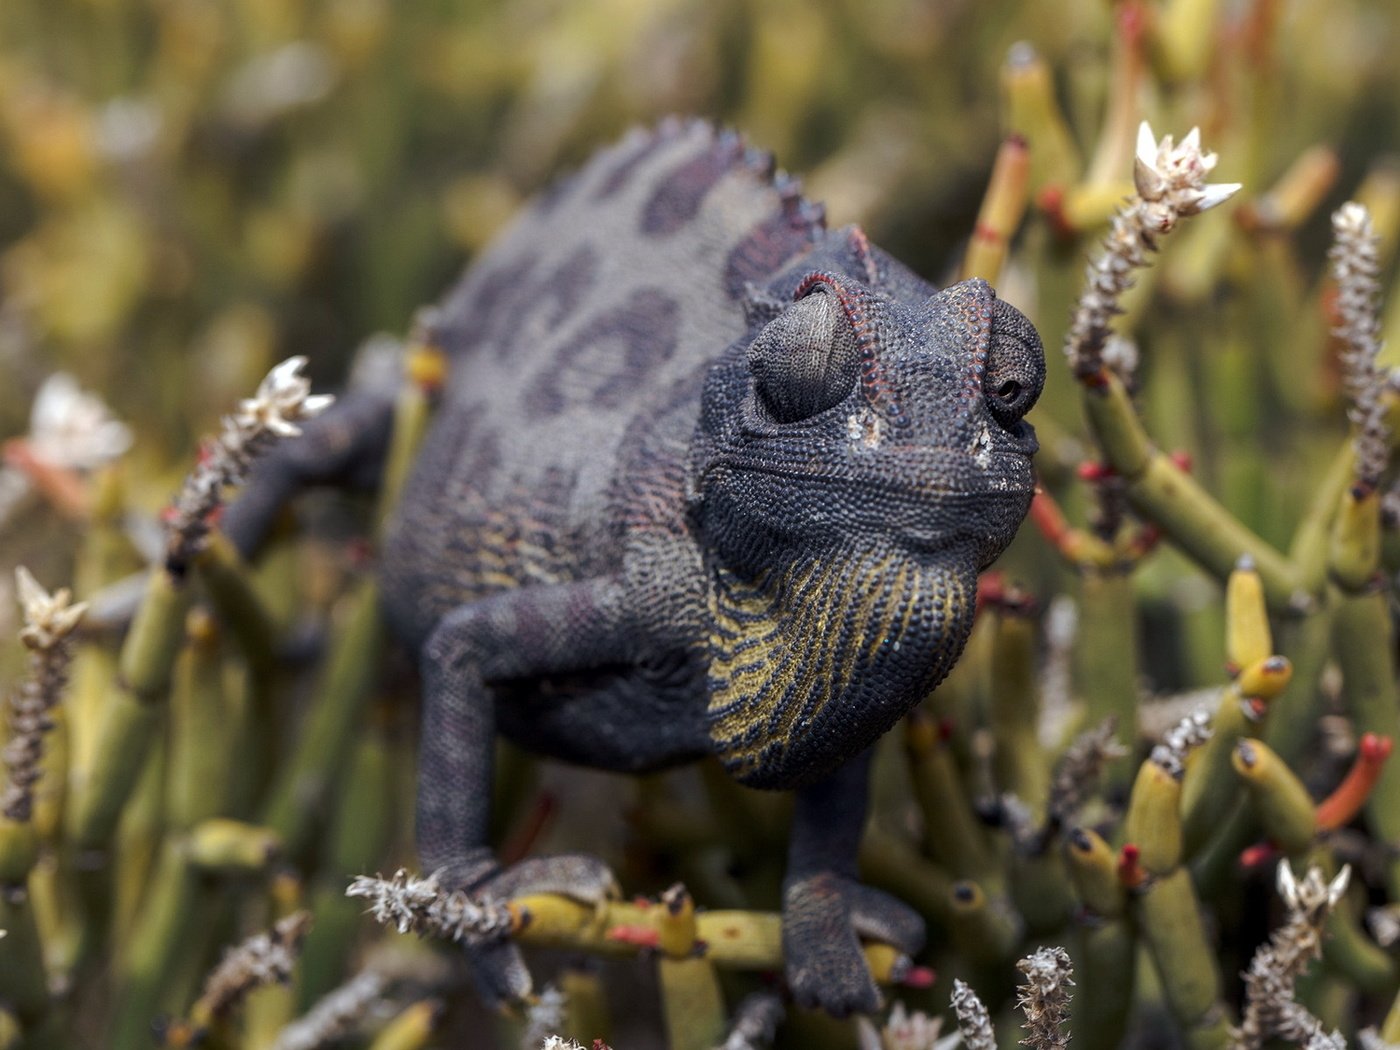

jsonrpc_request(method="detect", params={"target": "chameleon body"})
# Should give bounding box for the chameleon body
[225,118,1045,1015]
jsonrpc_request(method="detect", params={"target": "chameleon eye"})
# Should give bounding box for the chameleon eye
[748,289,859,423]
[983,302,1044,429]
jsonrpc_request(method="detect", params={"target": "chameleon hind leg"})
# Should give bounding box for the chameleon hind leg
[418,575,681,1006]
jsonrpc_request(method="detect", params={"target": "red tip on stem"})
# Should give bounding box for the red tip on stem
[1239,841,1278,869]
[1117,844,1145,888]
[1035,185,1076,241]
[1029,489,1073,549]
[606,925,659,948]
[1117,0,1148,45]
[901,965,936,988]
[1316,734,1393,831]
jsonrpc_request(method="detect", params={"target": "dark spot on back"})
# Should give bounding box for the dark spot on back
[641,135,745,236]
[594,132,671,199]
[525,288,681,418]
[724,213,825,299]
[540,244,600,329]
[448,256,538,354]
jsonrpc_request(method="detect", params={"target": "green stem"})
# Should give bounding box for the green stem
[1080,374,1307,611]
[262,580,384,865]
[1332,592,1400,898]
[68,569,189,849]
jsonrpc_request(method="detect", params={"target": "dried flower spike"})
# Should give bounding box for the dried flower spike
[522,984,569,1050]
[1015,946,1073,1050]
[1047,717,1128,831]
[720,991,785,1050]
[1234,864,1350,1050]
[1328,201,1391,490]
[1150,706,1213,780]
[191,911,313,1027]
[3,567,87,822]
[1065,122,1240,380]
[164,356,333,576]
[951,979,997,1050]
[346,868,514,945]
[270,969,387,1050]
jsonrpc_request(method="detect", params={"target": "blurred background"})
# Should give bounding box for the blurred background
[3,0,1400,1045]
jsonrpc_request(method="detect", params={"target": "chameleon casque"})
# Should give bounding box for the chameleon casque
[224,117,1045,1016]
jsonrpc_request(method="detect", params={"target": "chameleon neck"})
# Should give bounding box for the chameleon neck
[704,543,973,788]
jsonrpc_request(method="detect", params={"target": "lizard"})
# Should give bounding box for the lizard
[222,117,1045,1017]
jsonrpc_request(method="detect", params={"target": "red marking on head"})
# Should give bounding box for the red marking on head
[1169,450,1194,473]
[793,271,909,431]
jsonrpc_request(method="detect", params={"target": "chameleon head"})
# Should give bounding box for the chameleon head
[695,270,1044,575]
[692,269,1044,786]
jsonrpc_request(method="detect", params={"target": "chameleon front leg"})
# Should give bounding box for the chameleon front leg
[417,576,637,1004]
[782,749,924,1016]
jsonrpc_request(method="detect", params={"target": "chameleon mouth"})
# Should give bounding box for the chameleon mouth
[707,445,1037,499]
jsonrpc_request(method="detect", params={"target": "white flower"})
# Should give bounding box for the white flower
[1133,122,1241,232]
[26,372,132,471]
[879,1002,959,1050]
[231,356,335,438]
[15,566,87,651]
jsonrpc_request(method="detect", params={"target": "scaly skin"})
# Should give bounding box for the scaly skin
[223,118,1045,1016]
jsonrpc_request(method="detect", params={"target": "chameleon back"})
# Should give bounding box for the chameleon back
[382,120,827,646]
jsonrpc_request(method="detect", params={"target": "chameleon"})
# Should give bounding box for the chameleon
[223,117,1045,1016]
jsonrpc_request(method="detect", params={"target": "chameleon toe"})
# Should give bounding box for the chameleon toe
[484,854,619,903]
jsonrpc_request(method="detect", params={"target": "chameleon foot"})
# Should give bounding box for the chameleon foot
[455,851,620,1007]
[781,872,924,1016]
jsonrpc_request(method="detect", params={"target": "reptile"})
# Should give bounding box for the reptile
[223,117,1045,1016]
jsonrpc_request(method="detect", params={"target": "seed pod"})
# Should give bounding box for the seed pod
[1226,555,1271,672]
[1329,486,1381,593]
[1064,826,1126,918]
[1124,759,1182,875]
[1232,739,1316,854]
